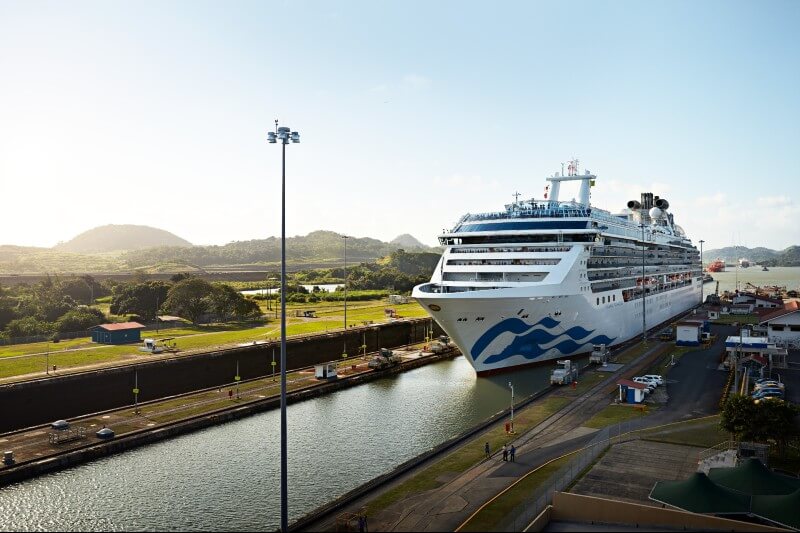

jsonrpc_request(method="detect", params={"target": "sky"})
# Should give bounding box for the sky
[0,0,798,252]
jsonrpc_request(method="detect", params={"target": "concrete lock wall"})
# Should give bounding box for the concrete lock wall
[0,318,441,433]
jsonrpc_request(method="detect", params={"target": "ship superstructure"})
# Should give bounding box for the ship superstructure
[412,162,702,374]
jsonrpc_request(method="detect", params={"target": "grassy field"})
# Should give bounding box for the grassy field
[639,415,728,448]
[583,404,649,429]
[0,299,428,381]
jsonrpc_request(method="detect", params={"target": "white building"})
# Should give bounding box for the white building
[758,301,800,348]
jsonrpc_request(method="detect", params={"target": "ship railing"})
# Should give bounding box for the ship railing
[461,200,592,222]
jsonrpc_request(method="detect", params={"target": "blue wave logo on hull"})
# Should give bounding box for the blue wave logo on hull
[470,317,616,366]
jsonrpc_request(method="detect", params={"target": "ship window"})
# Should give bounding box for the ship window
[596,298,599,305]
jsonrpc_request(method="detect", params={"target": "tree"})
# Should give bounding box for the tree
[111,281,170,322]
[720,394,757,440]
[207,284,242,321]
[163,278,215,324]
[57,278,93,304]
[234,297,261,320]
[754,398,800,457]
[5,316,53,338]
[55,307,106,333]
[720,394,800,456]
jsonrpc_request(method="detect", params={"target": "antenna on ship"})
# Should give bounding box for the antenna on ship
[513,191,521,204]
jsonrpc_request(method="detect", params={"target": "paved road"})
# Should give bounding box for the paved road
[660,324,734,420]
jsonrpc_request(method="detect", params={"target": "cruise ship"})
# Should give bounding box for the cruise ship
[412,162,702,375]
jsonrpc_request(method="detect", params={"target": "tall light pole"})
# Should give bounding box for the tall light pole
[508,381,514,433]
[639,223,647,344]
[699,239,705,306]
[341,234,350,358]
[267,120,300,533]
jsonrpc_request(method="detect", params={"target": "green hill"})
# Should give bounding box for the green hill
[704,245,800,267]
[120,230,435,269]
[55,224,192,254]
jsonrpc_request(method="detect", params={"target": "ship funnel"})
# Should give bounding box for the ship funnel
[655,198,669,210]
[627,200,641,209]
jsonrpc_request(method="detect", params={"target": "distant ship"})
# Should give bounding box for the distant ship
[739,258,750,268]
[707,259,725,273]
[762,266,769,271]
[413,161,701,375]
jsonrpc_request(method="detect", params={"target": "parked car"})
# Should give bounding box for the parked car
[752,388,784,400]
[632,377,656,391]
[754,381,785,391]
[633,376,658,387]
[642,375,664,386]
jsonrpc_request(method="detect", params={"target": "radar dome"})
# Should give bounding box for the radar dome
[649,207,664,219]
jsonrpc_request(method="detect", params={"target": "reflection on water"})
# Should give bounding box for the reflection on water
[0,356,571,531]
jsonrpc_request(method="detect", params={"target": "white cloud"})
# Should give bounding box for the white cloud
[755,195,791,207]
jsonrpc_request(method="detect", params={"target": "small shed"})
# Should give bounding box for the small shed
[675,321,703,346]
[315,363,337,380]
[707,306,721,320]
[617,379,647,404]
[90,322,146,345]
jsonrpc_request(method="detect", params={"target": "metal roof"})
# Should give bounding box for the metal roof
[758,301,800,324]
[91,322,146,331]
[617,379,647,389]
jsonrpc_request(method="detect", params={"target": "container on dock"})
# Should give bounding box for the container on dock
[314,363,338,380]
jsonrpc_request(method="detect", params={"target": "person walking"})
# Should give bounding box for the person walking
[510,444,516,462]
[502,444,508,461]
[484,442,491,459]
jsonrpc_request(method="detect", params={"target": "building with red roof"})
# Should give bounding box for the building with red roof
[758,301,800,347]
[90,322,146,345]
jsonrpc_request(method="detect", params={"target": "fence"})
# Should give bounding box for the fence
[491,417,653,532]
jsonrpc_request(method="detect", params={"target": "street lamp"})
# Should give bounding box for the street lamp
[508,381,514,433]
[267,119,300,533]
[699,239,705,306]
[639,223,647,344]
[341,234,350,358]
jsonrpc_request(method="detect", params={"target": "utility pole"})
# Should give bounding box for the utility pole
[508,382,515,433]
[640,223,647,344]
[699,239,705,306]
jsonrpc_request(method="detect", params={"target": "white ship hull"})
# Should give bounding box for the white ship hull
[414,281,699,374]
[413,163,702,375]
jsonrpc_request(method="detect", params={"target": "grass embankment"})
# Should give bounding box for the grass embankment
[0,300,427,380]
[583,405,649,429]
[611,342,656,364]
[639,415,728,449]
[365,370,606,516]
[364,396,570,515]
